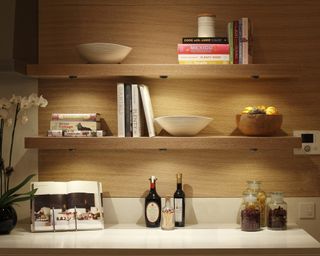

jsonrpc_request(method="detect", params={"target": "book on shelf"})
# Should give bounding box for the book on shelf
[131,84,142,137]
[228,21,234,64]
[51,113,101,122]
[124,84,133,137]
[240,17,253,64]
[177,44,229,54]
[228,17,252,64]
[117,83,125,137]
[178,54,230,61]
[233,20,239,64]
[178,60,230,64]
[63,130,106,137]
[182,37,228,44]
[139,84,156,137]
[31,180,104,232]
[50,120,101,131]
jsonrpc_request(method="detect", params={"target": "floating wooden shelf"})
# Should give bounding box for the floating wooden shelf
[24,64,300,79]
[25,136,301,150]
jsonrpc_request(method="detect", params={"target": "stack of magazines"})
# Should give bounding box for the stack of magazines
[48,113,106,137]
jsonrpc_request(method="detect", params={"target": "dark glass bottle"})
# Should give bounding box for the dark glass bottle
[174,173,185,227]
[145,176,161,227]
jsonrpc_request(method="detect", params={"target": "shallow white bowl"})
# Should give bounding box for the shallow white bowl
[154,115,213,136]
[76,43,132,64]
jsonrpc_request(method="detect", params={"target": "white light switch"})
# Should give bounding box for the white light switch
[299,202,315,219]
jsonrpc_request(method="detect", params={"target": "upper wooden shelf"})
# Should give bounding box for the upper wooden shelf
[24,64,301,79]
[25,136,301,150]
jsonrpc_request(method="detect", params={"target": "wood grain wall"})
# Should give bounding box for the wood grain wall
[37,0,320,197]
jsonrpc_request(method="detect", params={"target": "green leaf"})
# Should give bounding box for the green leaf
[0,174,36,205]
[0,189,37,207]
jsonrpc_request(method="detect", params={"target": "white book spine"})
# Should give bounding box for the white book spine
[178,54,230,61]
[131,84,141,137]
[117,83,125,137]
[139,84,155,137]
[242,17,249,64]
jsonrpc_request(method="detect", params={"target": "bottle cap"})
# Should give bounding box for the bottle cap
[149,176,157,183]
[247,180,261,190]
[197,13,216,17]
[176,173,182,183]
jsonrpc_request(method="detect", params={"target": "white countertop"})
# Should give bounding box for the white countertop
[0,224,319,249]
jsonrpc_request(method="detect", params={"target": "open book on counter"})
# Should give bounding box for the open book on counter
[30,180,104,232]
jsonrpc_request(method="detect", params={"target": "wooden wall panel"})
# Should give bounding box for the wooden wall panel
[37,0,320,197]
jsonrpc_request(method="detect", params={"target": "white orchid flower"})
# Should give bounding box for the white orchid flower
[38,95,48,108]
[28,93,40,106]
[20,97,31,110]
[0,97,11,109]
[10,94,22,104]
[0,109,8,120]
[6,118,13,127]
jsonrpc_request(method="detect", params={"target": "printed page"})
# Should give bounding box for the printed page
[66,181,104,230]
[31,182,68,232]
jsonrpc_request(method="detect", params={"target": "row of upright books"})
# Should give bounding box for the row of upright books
[228,17,253,64]
[177,17,252,64]
[117,83,155,137]
[48,113,105,137]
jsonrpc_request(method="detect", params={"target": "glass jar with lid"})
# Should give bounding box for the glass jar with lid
[240,191,261,231]
[244,180,267,226]
[267,192,287,230]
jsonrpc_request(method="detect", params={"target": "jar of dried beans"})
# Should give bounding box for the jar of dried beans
[241,192,261,231]
[267,192,287,230]
[245,180,267,226]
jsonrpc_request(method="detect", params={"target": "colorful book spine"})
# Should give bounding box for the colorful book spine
[177,44,229,54]
[241,17,252,64]
[51,113,100,122]
[178,54,229,61]
[117,83,125,137]
[228,21,234,64]
[178,60,230,64]
[182,37,228,44]
[233,20,239,64]
[49,121,101,131]
[238,19,243,64]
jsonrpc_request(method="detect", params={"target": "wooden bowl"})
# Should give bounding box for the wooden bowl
[236,114,283,136]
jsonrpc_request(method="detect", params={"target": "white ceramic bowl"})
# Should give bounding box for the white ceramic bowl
[154,115,213,136]
[76,43,132,64]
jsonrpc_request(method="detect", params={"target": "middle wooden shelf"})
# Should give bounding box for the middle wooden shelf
[25,136,301,150]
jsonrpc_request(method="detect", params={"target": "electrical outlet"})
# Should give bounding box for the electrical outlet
[299,202,315,219]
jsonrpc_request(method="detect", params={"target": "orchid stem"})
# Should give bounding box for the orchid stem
[9,103,20,168]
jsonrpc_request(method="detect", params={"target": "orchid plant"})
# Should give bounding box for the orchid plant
[0,93,48,208]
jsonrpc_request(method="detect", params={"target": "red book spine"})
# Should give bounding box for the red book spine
[233,21,239,64]
[177,44,229,54]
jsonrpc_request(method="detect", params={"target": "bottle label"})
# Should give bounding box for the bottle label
[174,198,183,222]
[146,202,160,223]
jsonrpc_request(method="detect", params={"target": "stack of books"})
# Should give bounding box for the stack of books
[117,83,155,137]
[228,17,253,64]
[177,37,230,64]
[48,113,105,137]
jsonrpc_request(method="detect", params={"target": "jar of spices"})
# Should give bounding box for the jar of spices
[245,180,267,226]
[241,191,261,231]
[161,196,175,230]
[267,192,287,230]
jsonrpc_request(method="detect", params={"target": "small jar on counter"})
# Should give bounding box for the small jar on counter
[267,192,287,230]
[244,180,267,227]
[161,196,175,230]
[241,192,261,231]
